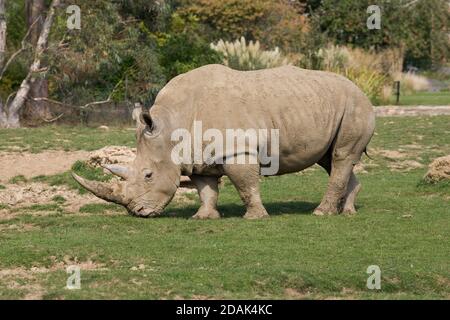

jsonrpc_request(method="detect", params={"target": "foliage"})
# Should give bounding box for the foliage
[309,44,391,104]
[157,14,223,79]
[210,37,291,71]
[46,0,166,106]
[176,0,308,51]
[344,68,387,105]
[313,0,450,69]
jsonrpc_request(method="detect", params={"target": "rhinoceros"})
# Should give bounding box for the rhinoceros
[73,64,375,219]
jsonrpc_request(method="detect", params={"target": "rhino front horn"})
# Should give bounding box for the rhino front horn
[102,164,131,180]
[72,173,127,205]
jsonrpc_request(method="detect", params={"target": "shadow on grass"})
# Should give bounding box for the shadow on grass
[164,200,318,219]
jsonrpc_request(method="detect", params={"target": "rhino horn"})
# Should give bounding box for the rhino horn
[102,164,131,180]
[72,173,127,205]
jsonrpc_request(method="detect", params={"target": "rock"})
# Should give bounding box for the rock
[424,155,450,183]
[98,125,109,130]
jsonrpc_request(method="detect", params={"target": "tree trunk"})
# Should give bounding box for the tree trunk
[3,0,59,128]
[0,0,6,69]
[22,0,50,125]
[0,0,7,126]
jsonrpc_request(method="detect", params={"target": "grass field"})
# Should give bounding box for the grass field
[390,91,450,106]
[0,117,449,299]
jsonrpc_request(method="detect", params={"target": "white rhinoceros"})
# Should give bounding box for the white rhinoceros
[74,64,375,219]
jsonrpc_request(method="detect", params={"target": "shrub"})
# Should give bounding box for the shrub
[158,33,222,79]
[210,37,291,71]
[344,68,387,105]
[308,44,394,104]
[393,72,431,94]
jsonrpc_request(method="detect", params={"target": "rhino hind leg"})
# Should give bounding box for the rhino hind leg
[316,156,361,215]
[313,155,355,216]
[190,175,221,219]
[342,172,361,215]
[223,163,269,219]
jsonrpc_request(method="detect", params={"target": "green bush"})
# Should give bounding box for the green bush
[158,33,222,79]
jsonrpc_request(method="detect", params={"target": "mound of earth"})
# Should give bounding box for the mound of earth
[424,155,450,183]
[87,146,137,167]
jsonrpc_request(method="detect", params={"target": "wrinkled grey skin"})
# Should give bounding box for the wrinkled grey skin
[74,64,375,219]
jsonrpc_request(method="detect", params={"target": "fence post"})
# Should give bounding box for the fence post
[394,81,400,105]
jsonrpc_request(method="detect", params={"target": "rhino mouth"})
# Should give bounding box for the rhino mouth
[129,204,163,218]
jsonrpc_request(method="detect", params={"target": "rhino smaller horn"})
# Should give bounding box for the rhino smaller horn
[102,164,131,180]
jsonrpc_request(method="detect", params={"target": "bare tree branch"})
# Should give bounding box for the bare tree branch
[30,78,123,110]
[41,112,64,122]
[402,0,421,7]
[5,90,16,107]
[0,15,42,80]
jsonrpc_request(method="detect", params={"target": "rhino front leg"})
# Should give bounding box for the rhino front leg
[223,163,269,219]
[190,175,221,220]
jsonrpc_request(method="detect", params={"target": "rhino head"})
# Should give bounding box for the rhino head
[73,112,181,217]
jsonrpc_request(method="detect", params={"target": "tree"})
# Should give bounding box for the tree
[176,0,308,52]
[313,0,449,69]
[22,0,51,124]
[0,0,7,126]
[0,0,59,128]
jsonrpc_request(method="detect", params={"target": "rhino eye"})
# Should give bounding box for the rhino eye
[144,171,153,180]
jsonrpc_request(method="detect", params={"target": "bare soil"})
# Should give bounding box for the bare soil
[0,150,89,183]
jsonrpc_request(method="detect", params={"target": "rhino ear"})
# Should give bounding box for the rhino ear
[139,112,154,130]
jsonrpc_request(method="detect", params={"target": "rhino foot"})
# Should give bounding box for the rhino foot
[312,206,340,216]
[243,209,269,220]
[342,205,357,216]
[192,208,221,220]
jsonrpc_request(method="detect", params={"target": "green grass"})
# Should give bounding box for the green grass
[0,117,449,299]
[389,91,450,106]
[0,125,135,153]
[31,161,113,194]
[9,175,27,184]
[79,203,125,214]
[52,196,67,204]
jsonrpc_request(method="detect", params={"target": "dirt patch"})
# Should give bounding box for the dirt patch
[424,155,450,183]
[0,150,89,183]
[0,223,38,232]
[375,106,450,117]
[0,182,106,218]
[284,288,311,299]
[389,160,424,171]
[374,149,406,160]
